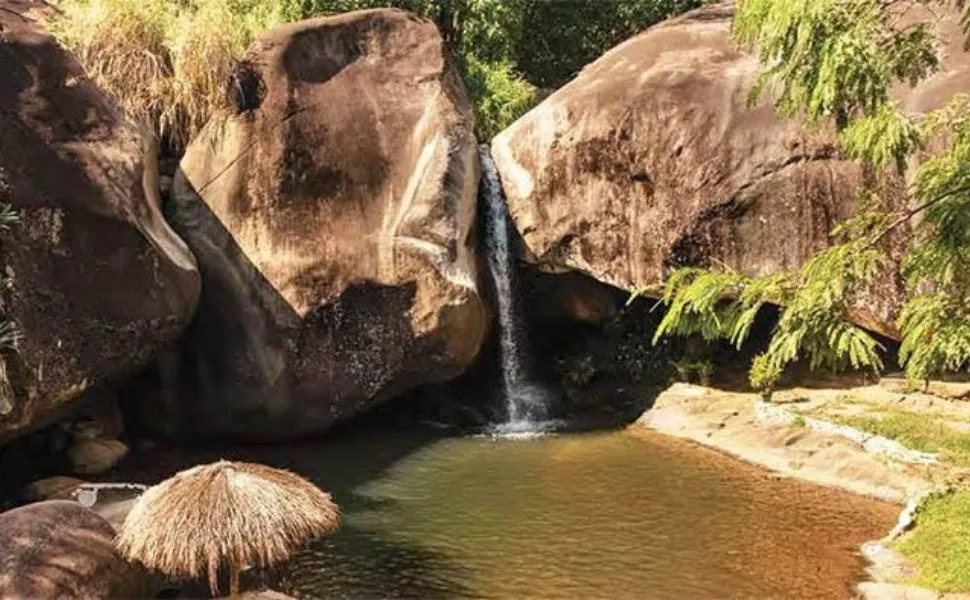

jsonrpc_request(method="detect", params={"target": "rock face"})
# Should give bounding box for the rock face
[0,1,200,441]
[167,9,485,438]
[67,437,129,476]
[635,384,931,503]
[492,3,970,338]
[0,500,148,598]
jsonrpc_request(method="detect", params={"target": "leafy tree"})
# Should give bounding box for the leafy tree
[516,0,702,88]
[650,0,970,386]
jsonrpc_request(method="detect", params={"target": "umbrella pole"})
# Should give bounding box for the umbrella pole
[230,566,240,598]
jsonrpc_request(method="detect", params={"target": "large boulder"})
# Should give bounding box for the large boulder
[167,9,485,438]
[492,3,970,339]
[0,1,200,441]
[0,500,148,598]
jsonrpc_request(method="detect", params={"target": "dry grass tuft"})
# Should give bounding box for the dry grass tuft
[51,0,288,150]
[51,0,173,135]
[117,460,340,594]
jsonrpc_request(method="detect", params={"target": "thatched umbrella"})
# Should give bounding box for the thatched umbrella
[117,461,339,596]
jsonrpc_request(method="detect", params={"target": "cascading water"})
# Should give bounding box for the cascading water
[480,145,550,432]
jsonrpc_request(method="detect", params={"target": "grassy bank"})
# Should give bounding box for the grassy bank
[802,397,970,592]
[897,490,970,592]
[835,409,970,468]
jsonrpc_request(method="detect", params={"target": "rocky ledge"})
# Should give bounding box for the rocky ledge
[633,383,933,503]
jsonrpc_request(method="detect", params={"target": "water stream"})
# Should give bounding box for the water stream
[480,146,550,431]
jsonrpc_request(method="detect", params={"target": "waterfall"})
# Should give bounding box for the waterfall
[480,146,549,429]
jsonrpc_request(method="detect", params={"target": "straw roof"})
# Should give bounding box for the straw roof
[117,460,339,592]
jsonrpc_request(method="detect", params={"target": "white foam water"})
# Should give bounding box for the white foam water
[480,146,550,428]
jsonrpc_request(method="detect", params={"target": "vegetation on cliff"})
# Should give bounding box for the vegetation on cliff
[650,0,970,387]
[51,0,700,146]
[0,171,20,416]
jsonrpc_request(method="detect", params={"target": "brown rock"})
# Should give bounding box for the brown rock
[166,9,485,438]
[68,438,129,475]
[492,3,970,339]
[0,1,201,441]
[634,383,931,503]
[0,500,148,598]
[24,476,86,502]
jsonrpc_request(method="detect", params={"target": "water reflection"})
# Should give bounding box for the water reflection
[111,427,898,599]
[285,430,897,599]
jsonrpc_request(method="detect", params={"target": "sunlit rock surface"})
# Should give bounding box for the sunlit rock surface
[167,9,485,438]
[493,3,970,339]
[0,0,200,442]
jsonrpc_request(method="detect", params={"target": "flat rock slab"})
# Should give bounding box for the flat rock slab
[633,384,932,504]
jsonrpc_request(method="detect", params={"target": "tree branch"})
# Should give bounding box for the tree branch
[870,182,970,246]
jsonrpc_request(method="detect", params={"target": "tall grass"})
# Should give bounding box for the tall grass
[51,0,290,150]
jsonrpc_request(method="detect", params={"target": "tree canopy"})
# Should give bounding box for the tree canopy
[650,0,970,388]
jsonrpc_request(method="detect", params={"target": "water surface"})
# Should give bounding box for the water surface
[116,428,897,599]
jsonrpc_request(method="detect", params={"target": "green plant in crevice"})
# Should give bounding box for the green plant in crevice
[648,0,970,391]
[0,172,20,417]
[749,353,781,402]
[461,54,536,140]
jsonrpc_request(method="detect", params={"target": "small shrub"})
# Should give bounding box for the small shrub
[749,353,782,402]
[461,55,536,140]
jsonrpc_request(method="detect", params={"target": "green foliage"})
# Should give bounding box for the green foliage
[835,410,970,467]
[650,212,888,380]
[652,0,970,390]
[0,202,19,353]
[749,354,781,398]
[514,0,702,88]
[733,0,938,130]
[897,489,970,591]
[899,295,970,381]
[0,204,18,232]
[670,358,714,383]
[462,55,536,140]
[839,103,921,170]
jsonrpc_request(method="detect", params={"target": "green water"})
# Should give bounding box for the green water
[117,426,897,599]
[284,429,895,599]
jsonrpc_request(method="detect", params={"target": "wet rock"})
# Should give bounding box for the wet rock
[166,9,485,439]
[0,0,200,442]
[0,500,148,598]
[492,3,970,339]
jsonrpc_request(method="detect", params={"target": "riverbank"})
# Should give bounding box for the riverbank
[632,382,970,599]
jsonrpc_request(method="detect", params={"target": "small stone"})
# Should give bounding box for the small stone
[857,582,939,600]
[68,438,129,475]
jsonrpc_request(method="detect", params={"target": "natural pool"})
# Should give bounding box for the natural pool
[117,426,898,599]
